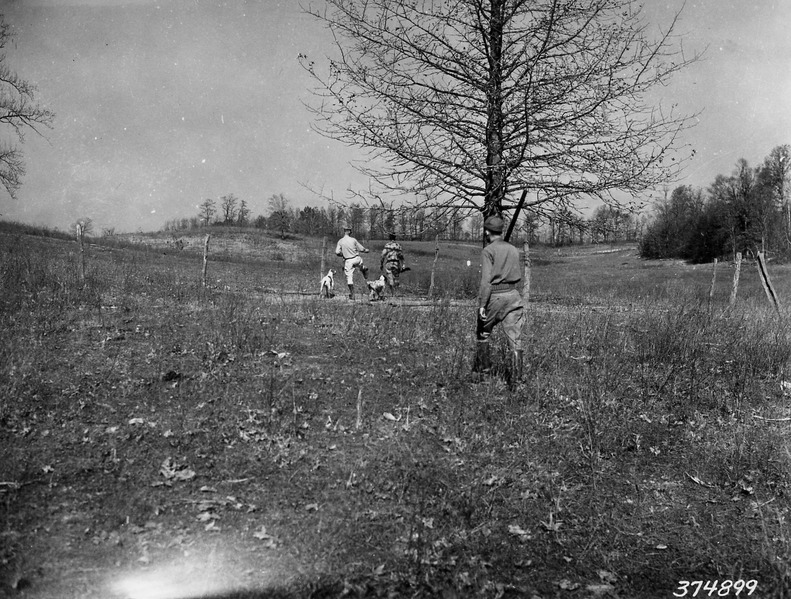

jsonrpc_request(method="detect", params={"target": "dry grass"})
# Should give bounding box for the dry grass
[2,225,791,598]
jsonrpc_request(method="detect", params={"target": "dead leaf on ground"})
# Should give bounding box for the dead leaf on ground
[586,583,615,597]
[541,516,562,532]
[197,511,219,522]
[598,570,618,584]
[507,524,532,540]
[686,472,715,488]
[739,480,755,495]
[252,525,278,548]
[558,579,580,590]
[160,457,196,482]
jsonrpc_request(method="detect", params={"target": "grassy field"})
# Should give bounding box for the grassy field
[2,224,791,598]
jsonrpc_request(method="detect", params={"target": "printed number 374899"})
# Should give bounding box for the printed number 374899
[674,580,758,597]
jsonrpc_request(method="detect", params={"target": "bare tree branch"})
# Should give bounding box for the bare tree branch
[0,17,55,199]
[300,0,699,220]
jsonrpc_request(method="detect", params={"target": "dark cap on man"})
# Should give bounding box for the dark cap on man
[483,215,504,234]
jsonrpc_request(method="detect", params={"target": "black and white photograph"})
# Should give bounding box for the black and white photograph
[1,1,790,597]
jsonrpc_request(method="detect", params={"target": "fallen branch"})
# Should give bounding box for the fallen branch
[685,472,716,488]
[752,414,791,422]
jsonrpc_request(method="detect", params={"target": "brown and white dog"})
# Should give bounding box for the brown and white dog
[319,268,336,298]
[367,275,386,301]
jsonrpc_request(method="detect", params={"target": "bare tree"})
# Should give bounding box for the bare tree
[72,216,94,238]
[368,204,381,239]
[220,193,238,224]
[268,193,292,238]
[349,203,366,236]
[237,198,250,226]
[756,145,790,248]
[449,208,463,240]
[468,212,484,240]
[728,159,760,254]
[0,16,55,199]
[300,0,698,222]
[268,192,290,214]
[198,198,216,226]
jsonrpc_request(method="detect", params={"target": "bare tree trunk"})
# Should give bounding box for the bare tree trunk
[483,0,506,217]
[785,202,791,249]
[202,234,211,287]
[522,242,531,304]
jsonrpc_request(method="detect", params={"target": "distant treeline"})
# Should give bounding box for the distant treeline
[640,145,791,263]
[163,192,646,246]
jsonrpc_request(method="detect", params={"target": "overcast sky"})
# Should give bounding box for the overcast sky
[0,0,789,233]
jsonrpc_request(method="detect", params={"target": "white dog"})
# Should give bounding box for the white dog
[319,268,336,298]
[366,275,386,301]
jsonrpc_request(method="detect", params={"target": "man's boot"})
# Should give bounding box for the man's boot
[348,284,355,300]
[471,340,491,382]
[509,350,524,389]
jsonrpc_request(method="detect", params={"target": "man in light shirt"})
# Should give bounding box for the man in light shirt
[335,224,369,300]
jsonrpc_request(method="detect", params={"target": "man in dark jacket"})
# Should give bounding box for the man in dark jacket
[380,233,407,296]
[472,214,525,385]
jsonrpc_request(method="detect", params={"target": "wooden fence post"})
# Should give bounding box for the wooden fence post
[523,242,531,303]
[76,223,86,285]
[708,258,718,313]
[428,234,439,298]
[202,234,211,287]
[757,251,780,313]
[320,236,327,280]
[729,252,741,307]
